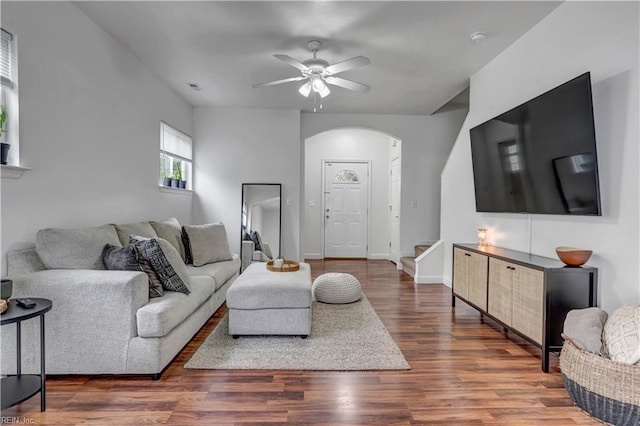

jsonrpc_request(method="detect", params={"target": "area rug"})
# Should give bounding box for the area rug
[184,296,410,370]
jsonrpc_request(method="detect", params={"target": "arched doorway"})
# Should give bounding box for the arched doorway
[303,127,402,262]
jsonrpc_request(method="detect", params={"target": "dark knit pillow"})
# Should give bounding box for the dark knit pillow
[102,244,141,271]
[102,243,163,298]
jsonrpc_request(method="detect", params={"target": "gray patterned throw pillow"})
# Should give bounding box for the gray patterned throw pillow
[129,236,190,295]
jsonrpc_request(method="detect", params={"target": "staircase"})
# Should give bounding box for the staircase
[400,245,432,279]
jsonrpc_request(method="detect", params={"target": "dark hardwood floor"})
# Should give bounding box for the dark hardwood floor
[3,259,598,425]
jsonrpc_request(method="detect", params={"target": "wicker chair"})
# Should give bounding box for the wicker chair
[560,338,640,426]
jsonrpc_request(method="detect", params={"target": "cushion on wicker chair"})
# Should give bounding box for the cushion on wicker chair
[603,305,640,365]
[563,307,608,355]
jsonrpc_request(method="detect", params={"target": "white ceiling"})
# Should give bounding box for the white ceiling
[74,1,561,115]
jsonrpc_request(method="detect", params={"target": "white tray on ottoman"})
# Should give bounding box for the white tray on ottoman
[226,262,312,338]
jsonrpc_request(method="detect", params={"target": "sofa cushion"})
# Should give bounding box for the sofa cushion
[185,254,240,291]
[136,275,215,338]
[563,307,608,355]
[36,225,121,270]
[130,237,190,295]
[150,218,187,262]
[182,223,233,267]
[603,305,640,364]
[115,222,157,246]
[227,262,312,310]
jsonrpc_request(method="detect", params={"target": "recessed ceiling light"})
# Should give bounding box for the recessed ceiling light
[470,31,487,44]
[187,82,203,91]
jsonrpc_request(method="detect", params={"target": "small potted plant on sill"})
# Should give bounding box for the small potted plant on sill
[0,105,9,165]
[171,162,182,188]
[160,170,172,187]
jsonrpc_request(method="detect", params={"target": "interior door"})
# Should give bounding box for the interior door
[324,162,369,258]
[389,156,401,263]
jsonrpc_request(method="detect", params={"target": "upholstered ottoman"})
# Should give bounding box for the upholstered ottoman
[226,262,312,337]
[312,273,362,304]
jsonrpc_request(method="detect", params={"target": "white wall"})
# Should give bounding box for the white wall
[440,1,639,313]
[1,2,193,273]
[192,108,300,260]
[301,111,466,258]
[304,128,392,259]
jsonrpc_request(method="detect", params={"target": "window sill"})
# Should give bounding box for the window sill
[158,185,193,196]
[1,164,31,179]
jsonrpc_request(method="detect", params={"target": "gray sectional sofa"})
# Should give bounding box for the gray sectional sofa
[1,218,239,378]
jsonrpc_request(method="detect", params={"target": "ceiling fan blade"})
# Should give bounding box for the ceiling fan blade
[324,56,370,75]
[273,54,309,72]
[252,76,307,88]
[325,76,371,93]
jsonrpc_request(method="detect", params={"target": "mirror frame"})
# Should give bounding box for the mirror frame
[241,183,282,258]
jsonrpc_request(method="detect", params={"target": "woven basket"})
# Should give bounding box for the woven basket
[559,339,640,425]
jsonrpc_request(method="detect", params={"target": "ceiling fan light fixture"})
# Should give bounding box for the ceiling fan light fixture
[318,84,331,98]
[310,74,325,92]
[298,81,312,97]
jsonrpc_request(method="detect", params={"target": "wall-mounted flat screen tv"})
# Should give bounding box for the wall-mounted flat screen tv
[470,72,601,215]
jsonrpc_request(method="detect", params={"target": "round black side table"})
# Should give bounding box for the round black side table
[1,298,52,411]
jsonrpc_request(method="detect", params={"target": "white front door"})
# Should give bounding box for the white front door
[324,162,369,258]
[389,156,401,263]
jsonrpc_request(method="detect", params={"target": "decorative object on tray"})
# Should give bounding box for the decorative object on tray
[267,259,299,272]
[1,278,12,313]
[555,246,592,266]
[1,279,12,301]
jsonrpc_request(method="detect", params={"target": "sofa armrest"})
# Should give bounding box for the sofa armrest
[252,250,272,262]
[2,269,149,374]
[261,242,274,259]
[241,240,255,272]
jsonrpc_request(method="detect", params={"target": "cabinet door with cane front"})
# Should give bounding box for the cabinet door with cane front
[511,265,544,345]
[488,258,513,326]
[467,251,488,311]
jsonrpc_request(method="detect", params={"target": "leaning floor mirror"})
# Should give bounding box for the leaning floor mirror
[240,183,281,272]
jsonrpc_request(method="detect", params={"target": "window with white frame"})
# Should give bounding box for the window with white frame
[160,122,192,190]
[1,28,19,166]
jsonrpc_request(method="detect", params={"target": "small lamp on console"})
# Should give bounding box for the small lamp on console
[477,228,489,246]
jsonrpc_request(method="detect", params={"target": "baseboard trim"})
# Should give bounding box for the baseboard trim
[415,275,445,284]
[303,253,323,260]
[442,277,452,288]
[368,253,389,260]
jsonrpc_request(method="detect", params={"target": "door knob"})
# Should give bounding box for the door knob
[326,215,330,219]
[325,209,330,212]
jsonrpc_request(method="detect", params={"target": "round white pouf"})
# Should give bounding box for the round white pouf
[312,273,362,304]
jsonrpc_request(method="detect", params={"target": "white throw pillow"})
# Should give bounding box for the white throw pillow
[183,223,233,267]
[603,305,640,364]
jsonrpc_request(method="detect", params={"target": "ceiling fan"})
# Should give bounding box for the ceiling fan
[253,40,371,99]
